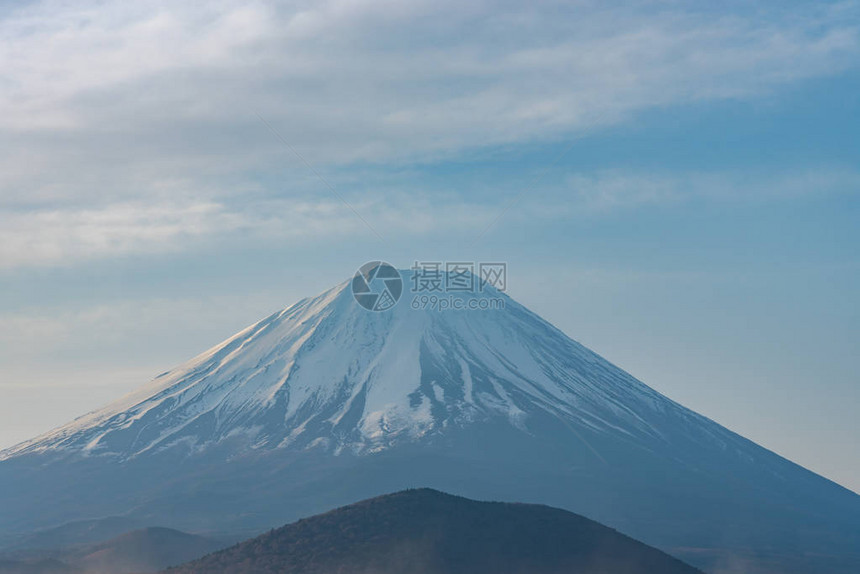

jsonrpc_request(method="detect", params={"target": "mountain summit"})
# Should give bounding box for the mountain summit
[3,274,694,461]
[1,269,858,574]
[166,489,703,574]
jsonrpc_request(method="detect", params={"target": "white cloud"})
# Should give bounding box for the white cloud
[2,167,856,269]
[559,169,860,212]
[0,192,493,268]
[0,291,296,373]
[0,0,858,267]
[1,1,856,159]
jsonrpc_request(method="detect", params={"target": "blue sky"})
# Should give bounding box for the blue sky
[0,0,858,491]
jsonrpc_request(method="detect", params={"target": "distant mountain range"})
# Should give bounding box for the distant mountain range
[165,489,704,574]
[3,517,145,555]
[0,527,226,574]
[1,269,858,573]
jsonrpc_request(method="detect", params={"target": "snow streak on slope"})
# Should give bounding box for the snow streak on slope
[2,275,730,461]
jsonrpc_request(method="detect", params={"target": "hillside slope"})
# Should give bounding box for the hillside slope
[165,489,703,574]
[1,270,858,573]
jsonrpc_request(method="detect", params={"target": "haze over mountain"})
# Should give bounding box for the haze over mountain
[0,527,226,574]
[1,270,858,574]
[164,489,703,574]
[3,517,144,556]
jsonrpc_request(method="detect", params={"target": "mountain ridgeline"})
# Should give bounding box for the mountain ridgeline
[1,270,858,574]
[164,489,704,574]
[0,527,227,574]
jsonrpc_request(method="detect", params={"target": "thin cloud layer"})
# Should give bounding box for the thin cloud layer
[0,192,493,268]
[2,168,857,269]
[0,0,858,267]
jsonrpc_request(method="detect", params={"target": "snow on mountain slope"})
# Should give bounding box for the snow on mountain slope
[2,273,726,462]
[2,270,859,574]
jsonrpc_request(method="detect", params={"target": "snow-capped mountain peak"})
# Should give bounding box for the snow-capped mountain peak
[2,270,690,461]
[4,269,859,574]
